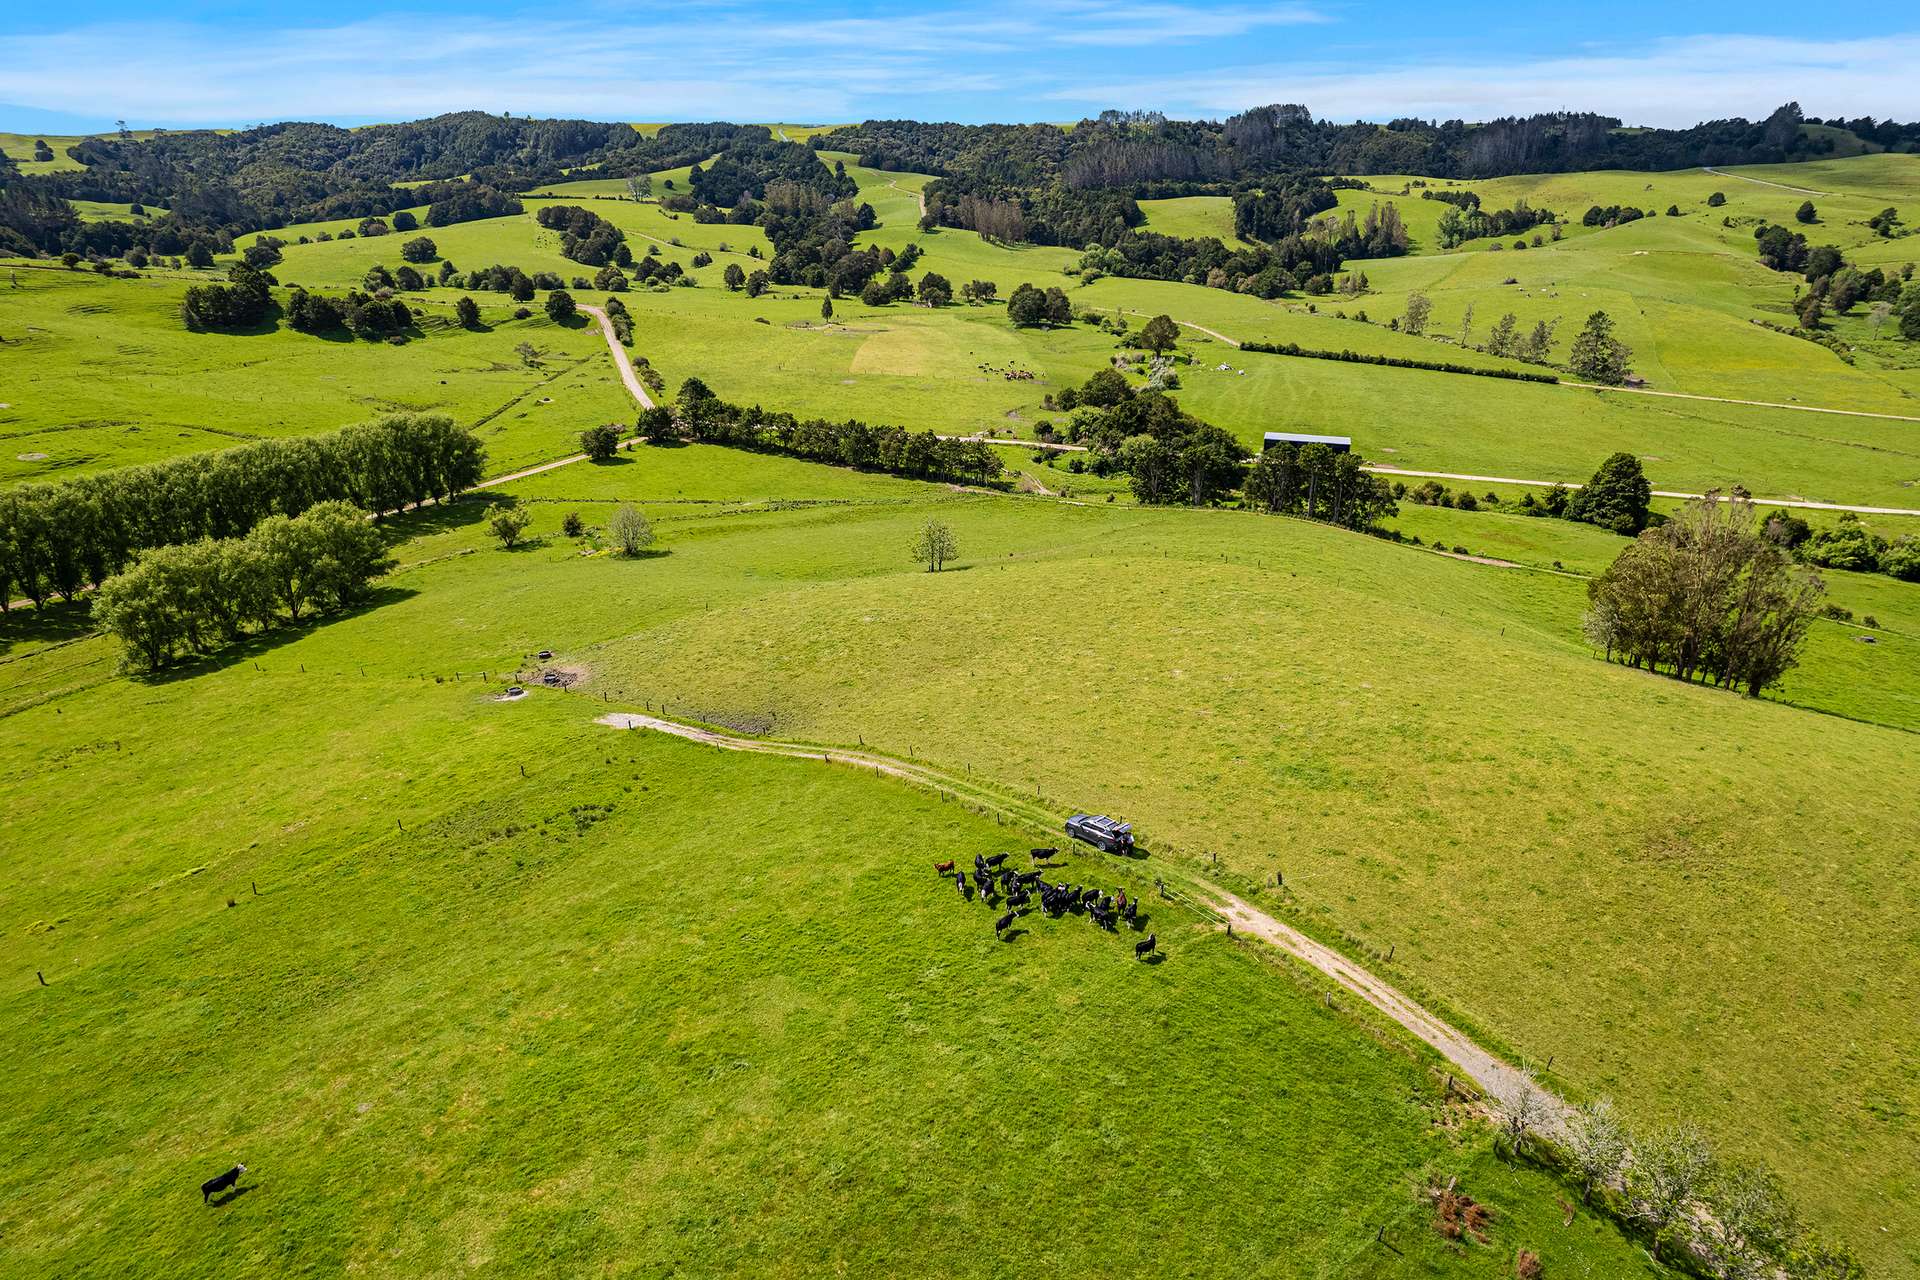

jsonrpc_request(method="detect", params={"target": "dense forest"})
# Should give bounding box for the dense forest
[3,102,1916,267]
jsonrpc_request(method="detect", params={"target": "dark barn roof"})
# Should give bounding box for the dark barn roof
[1262,432,1352,452]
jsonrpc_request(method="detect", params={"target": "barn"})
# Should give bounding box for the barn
[1263,432,1351,453]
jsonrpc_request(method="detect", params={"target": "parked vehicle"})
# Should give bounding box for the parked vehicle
[1066,813,1133,853]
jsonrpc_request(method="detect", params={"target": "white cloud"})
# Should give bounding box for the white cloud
[1044,33,1920,125]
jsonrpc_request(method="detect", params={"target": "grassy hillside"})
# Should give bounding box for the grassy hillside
[0,268,635,483]
[0,455,1662,1279]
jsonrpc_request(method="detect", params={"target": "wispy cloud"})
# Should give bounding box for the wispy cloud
[2,10,1915,130]
[1045,33,1920,125]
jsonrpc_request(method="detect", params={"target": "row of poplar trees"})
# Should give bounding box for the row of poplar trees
[0,414,484,610]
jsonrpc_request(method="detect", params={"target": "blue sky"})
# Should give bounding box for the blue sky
[4,1,1917,133]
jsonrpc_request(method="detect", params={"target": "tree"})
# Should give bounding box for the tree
[917,272,952,306]
[820,296,834,321]
[1401,291,1431,335]
[1007,282,1048,327]
[607,504,653,556]
[745,270,769,298]
[1043,287,1073,325]
[1795,293,1825,330]
[185,242,214,269]
[400,236,438,263]
[488,505,533,549]
[1140,313,1180,354]
[910,517,959,572]
[723,262,746,291]
[580,423,621,461]
[1567,451,1651,534]
[544,290,576,323]
[1628,1125,1714,1260]
[300,500,392,610]
[1566,1098,1629,1202]
[1707,190,1726,207]
[455,295,481,328]
[1567,309,1632,384]
[1485,311,1518,358]
[242,242,282,269]
[391,210,419,232]
[1795,200,1817,224]
[961,279,997,304]
[626,174,653,200]
[1585,495,1824,694]
[1899,283,1920,341]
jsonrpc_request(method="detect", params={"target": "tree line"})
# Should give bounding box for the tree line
[1238,338,1560,383]
[1585,494,1826,695]
[0,414,483,609]
[93,501,393,670]
[1753,220,1919,336]
[654,380,1004,486]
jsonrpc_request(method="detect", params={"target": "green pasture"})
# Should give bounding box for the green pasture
[13,448,1912,1267]
[1138,195,1258,248]
[0,267,634,484]
[0,465,1662,1279]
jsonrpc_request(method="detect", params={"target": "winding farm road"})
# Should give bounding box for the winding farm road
[596,711,1570,1133]
[1700,165,1828,196]
[577,304,657,410]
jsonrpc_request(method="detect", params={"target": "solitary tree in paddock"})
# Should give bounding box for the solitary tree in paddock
[608,504,654,557]
[488,505,532,549]
[910,518,959,572]
[454,295,480,328]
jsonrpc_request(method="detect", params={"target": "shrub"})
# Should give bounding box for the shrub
[607,504,654,556]
[488,506,533,549]
[580,423,621,461]
[561,511,585,538]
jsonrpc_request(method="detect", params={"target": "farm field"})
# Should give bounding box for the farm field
[0,455,1663,1280]
[0,268,635,483]
[7,119,1920,1280]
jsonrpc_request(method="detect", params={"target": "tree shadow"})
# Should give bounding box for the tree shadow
[586,454,635,466]
[0,598,98,654]
[135,584,418,686]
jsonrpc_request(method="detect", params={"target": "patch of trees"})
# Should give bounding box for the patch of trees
[94,502,393,670]
[1581,204,1647,229]
[533,205,631,267]
[1054,372,1249,506]
[1781,512,1920,581]
[659,379,1004,486]
[818,102,1898,193]
[1007,282,1074,327]
[0,414,483,610]
[1244,440,1397,529]
[1237,339,1560,383]
[284,287,413,339]
[688,139,856,207]
[1584,494,1825,695]
[423,182,523,226]
[1750,226,1916,334]
[181,262,274,330]
[1431,195,1555,247]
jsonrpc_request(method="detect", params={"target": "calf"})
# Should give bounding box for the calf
[934,859,955,875]
[200,1164,246,1203]
[994,911,1015,937]
[1134,934,1157,960]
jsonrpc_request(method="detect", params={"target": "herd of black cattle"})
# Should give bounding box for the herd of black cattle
[935,848,1157,960]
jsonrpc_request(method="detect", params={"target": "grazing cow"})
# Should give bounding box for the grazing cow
[934,860,955,875]
[955,872,969,898]
[1134,934,1157,960]
[984,852,1009,869]
[200,1164,246,1203]
[1081,888,1100,908]
[994,911,1015,937]
[1030,847,1057,859]
[1018,870,1041,887]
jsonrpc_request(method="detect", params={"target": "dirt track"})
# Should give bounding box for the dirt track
[596,709,1570,1133]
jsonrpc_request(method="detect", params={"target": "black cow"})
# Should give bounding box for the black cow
[984,852,1009,868]
[1017,870,1040,887]
[1030,847,1057,859]
[1124,900,1140,925]
[1134,934,1157,960]
[975,853,987,870]
[200,1164,246,1203]
[994,911,1015,937]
